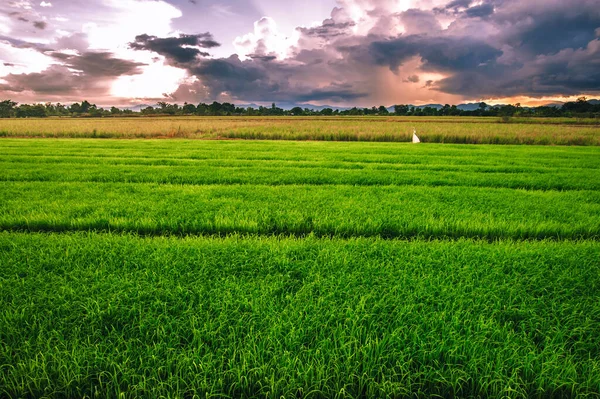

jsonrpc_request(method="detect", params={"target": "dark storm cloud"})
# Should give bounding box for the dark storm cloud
[464,3,494,18]
[4,0,599,104]
[437,41,600,97]
[445,0,472,10]
[165,53,368,103]
[428,0,600,97]
[293,86,368,102]
[248,54,277,61]
[58,52,146,76]
[369,35,502,72]
[33,21,47,29]
[495,2,600,55]
[296,20,355,38]
[129,33,221,63]
[0,51,145,98]
[0,65,85,95]
[156,0,600,103]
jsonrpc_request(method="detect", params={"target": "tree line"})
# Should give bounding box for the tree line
[1,98,599,118]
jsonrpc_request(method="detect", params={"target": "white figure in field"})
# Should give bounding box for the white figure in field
[412,127,421,143]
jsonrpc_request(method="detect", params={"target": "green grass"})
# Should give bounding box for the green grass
[1,140,599,240]
[1,138,600,397]
[2,182,599,240]
[2,140,600,190]
[1,232,599,398]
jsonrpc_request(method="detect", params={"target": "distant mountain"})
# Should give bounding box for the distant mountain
[415,103,443,110]
[114,99,600,113]
[543,103,565,108]
[237,102,352,111]
[527,99,600,108]
[456,103,485,111]
[120,104,152,111]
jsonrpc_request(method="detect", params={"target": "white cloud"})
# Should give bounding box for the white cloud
[0,15,11,34]
[10,0,33,10]
[210,4,236,18]
[0,41,54,77]
[234,17,299,60]
[40,1,52,7]
[111,57,186,99]
[83,0,182,52]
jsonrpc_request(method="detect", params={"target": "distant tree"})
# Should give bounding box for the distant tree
[290,106,304,116]
[89,107,104,117]
[208,101,222,115]
[54,103,69,116]
[196,103,208,115]
[80,100,93,114]
[182,102,196,115]
[394,104,409,116]
[562,98,593,115]
[348,107,362,116]
[110,106,122,115]
[378,105,389,115]
[422,106,437,116]
[69,102,81,114]
[141,106,155,115]
[16,104,47,118]
[320,108,333,116]
[0,100,17,118]
[221,102,235,115]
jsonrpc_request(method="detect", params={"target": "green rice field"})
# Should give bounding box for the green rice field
[1,136,600,398]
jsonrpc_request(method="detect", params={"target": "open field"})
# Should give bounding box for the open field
[1,116,599,144]
[1,233,599,398]
[1,140,600,240]
[1,138,600,397]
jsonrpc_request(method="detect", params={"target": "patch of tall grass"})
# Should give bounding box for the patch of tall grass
[0,117,598,145]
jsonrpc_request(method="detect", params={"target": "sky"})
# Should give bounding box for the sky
[0,0,599,107]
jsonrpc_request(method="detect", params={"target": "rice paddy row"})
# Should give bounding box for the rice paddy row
[2,139,600,191]
[1,232,599,398]
[1,140,599,240]
[1,116,599,144]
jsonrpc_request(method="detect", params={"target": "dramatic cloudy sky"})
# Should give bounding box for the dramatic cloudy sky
[1,0,599,106]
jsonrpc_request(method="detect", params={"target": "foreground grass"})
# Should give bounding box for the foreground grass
[1,232,599,398]
[2,139,599,397]
[1,116,599,144]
